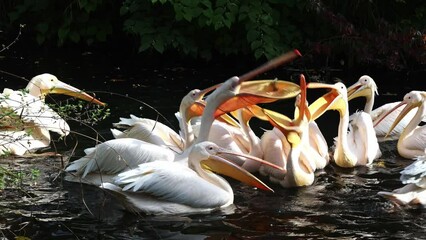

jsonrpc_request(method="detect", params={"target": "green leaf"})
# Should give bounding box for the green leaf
[251,40,262,50]
[153,38,165,53]
[254,48,264,59]
[247,29,259,42]
[139,35,153,52]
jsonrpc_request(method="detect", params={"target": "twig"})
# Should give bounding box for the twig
[0,24,24,53]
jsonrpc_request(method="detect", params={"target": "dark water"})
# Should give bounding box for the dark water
[1,51,425,239]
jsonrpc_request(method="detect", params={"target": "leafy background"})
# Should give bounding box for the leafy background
[1,0,425,70]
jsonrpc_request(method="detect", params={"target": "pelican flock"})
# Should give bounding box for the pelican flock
[4,51,424,214]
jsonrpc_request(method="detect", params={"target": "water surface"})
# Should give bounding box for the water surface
[0,51,424,239]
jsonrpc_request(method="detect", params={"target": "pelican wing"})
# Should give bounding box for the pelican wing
[400,155,426,187]
[308,121,329,162]
[348,112,381,165]
[1,90,70,136]
[403,126,426,155]
[113,161,230,208]
[65,138,175,177]
[112,115,184,151]
[0,129,50,155]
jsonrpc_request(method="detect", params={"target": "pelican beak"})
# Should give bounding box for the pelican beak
[45,81,105,106]
[201,150,284,192]
[294,74,310,124]
[214,80,301,118]
[347,83,370,101]
[307,82,346,121]
[190,50,301,121]
[379,101,420,138]
[185,100,240,127]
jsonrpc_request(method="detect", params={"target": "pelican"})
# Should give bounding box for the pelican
[65,50,302,184]
[294,94,330,169]
[378,151,426,206]
[0,73,105,155]
[308,81,382,168]
[101,141,282,215]
[253,74,316,187]
[347,75,419,141]
[374,91,426,159]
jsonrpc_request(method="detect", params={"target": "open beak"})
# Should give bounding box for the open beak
[214,79,301,118]
[45,81,105,106]
[201,149,285,192]
[347,83,370,101]
[307,82,346,121]
[214,49,302,117]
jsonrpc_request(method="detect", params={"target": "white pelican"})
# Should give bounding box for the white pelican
[294,94,330,169]
[378,151,426,206]
[0,73,105,155]
[101,141,282,215]
[252,74,316,187]
[347,75,419,141]
[374,91,426,159]
[308,81,382,168]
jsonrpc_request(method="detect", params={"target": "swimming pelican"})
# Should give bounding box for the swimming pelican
[294,94,330,169]
[347,75,418,141]
[378,151,426,206]
[100,141,282,215]
[65,50,302,184]
[374,91,426,159]
[253,74,316,187]
[0,73,105,155]
[308,81,381,168]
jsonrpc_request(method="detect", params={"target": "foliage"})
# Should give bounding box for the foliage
[7,0,115,45]
[1,0,425,68]
[120,0,306,60]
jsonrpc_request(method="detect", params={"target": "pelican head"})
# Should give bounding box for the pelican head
[377,91,426,137]
[190,141,283,192]
[25,73,105,106]
[307,82,348,121]
[181,84,220,121]
[347,75,378,101]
